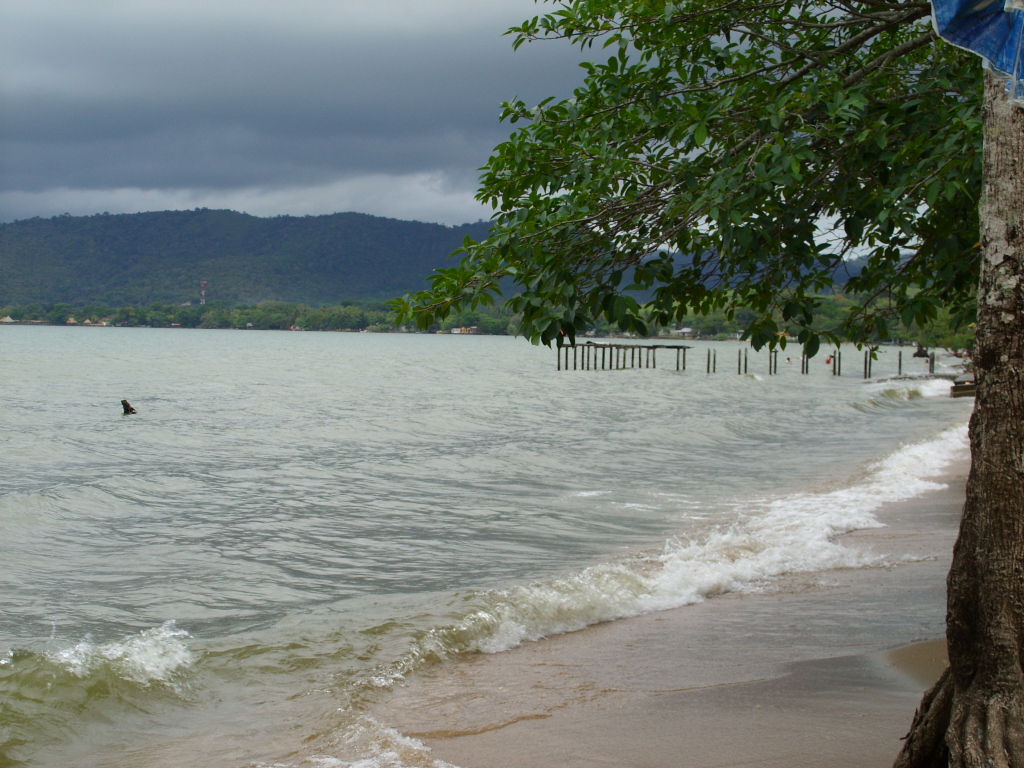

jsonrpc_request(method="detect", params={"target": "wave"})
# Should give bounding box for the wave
[266,423,971,768]
[286,717,458,768]
[2,422,969,767]
[45,620,194,685]
[363,424,967,691]
[0,622,195,763]
[855,376,957,412]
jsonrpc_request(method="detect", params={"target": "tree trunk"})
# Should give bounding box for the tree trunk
[894,70,1024,768]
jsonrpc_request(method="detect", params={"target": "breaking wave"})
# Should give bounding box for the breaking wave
[363,424,968,688]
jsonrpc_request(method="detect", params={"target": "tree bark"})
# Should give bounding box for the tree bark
[895,69,1024,768]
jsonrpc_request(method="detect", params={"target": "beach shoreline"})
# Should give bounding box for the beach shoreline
[372,460,967,768]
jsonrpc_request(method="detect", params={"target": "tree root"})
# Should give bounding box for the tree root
[894,668,1024,768]
[947,685,1024,768]
[893,667,952,768]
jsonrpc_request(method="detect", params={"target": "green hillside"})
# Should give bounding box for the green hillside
[0,209,490,306]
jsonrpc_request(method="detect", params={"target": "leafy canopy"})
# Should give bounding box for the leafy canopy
[393,0,982,355]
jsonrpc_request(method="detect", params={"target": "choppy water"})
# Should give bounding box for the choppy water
[0,326,971,767]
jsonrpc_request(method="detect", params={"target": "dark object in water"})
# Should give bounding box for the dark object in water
[121,399,137,414]
[951,377,977,398]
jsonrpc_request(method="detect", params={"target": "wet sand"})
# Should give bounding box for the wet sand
[374,462,967,768]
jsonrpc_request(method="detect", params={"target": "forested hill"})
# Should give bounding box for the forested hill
[0,209,491,306]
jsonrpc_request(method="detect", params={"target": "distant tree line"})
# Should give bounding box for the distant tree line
[647,294,975,352]
[1,294,973,351]
[0,299,518,334]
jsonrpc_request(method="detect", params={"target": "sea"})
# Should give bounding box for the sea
[0,325,972,768]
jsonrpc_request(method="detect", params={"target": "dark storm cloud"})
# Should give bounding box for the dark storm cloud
[0,0,585,223]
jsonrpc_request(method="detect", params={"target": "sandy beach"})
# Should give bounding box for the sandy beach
[373,461,967,768]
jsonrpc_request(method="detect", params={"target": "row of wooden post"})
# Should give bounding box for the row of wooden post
[557,343,937,379]
[555,342,694,371]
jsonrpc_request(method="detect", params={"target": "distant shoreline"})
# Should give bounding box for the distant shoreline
[0,319,967,348]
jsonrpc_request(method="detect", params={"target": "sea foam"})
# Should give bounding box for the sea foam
[49,620,194,686]
[388,424,969,663]
[646,423,968,610]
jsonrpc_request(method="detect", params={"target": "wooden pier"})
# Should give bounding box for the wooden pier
[555,342,946,382]
[556,341,693,371]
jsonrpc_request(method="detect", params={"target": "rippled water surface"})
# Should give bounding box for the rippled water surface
[0,326,971,767]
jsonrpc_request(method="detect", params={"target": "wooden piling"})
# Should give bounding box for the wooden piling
[556,341,692,373]
[898,350,902,376]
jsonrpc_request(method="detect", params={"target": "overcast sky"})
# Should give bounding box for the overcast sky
[0,0,585,225]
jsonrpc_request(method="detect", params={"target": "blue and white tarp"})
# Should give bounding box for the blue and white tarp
[932,0,1024,98]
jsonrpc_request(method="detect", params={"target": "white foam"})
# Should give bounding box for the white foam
[407,425,969,658]
[865,377,957,400]
[651,424,967,604]
[299,717,457,768]
[50,620,194,685]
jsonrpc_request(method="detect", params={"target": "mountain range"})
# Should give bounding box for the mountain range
[0,209,491,306]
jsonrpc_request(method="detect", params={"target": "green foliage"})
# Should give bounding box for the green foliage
[393,0,982,355]
[0,300,398,332]
[0,291,967,349]
[0,209,490,307]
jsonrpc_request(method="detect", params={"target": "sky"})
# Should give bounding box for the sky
[0,0,585,226]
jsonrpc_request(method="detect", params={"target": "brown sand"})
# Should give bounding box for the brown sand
[373,463,967,768]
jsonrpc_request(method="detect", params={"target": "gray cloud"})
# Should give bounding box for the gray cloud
[0,0,584,224]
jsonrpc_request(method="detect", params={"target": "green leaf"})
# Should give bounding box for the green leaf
[694,122,708,147]
[394,0,981,353]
